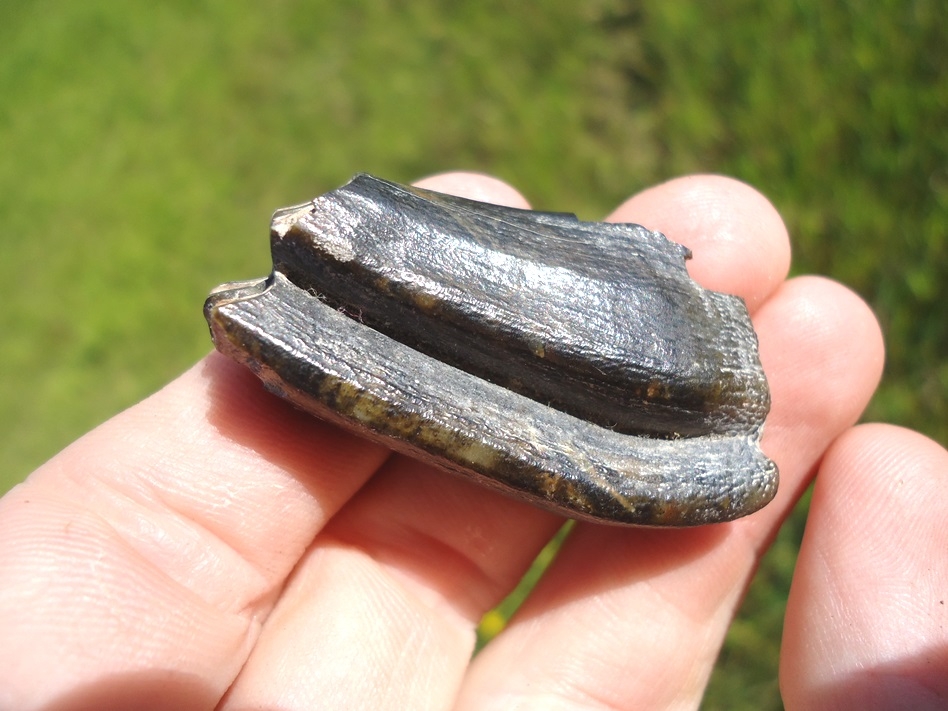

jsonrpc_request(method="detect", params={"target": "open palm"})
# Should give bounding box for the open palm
[1,173,944,710]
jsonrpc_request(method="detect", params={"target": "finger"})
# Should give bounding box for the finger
[610,174,792,310]
[0,337,390,704]
[456,275,884,709]
[781,424,948,710]
[218,172,552,710]
[414,170,532,207]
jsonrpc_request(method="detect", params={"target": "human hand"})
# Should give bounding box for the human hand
[0,173,944,710]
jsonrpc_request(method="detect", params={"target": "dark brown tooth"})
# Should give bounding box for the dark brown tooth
[205,174,777,526]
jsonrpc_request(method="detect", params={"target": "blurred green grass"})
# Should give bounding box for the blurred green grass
[2,2,944,708]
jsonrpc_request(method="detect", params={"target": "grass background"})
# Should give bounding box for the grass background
[1,1,944,707]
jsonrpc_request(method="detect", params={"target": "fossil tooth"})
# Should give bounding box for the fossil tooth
[205,174,777,526]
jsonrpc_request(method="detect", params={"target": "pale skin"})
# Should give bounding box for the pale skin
[0,173,945,710]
